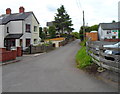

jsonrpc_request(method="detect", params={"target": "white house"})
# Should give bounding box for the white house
[0,7,41,50]
[98,22,120,40]
[118,1,120,21]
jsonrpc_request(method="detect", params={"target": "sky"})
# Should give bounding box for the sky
[0,0,119,32]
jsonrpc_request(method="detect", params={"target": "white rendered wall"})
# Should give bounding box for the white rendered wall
[0,25,5,48]
[118,1,120,21]
[5,21,23,34]
[21,14,40,50]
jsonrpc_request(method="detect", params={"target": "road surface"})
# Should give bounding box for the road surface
[2,40,118,92]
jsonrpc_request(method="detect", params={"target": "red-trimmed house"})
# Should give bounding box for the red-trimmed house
[98,22,120,42]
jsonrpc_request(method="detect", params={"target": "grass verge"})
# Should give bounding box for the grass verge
[76,40,92,69]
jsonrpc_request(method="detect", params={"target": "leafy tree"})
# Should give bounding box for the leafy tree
[89,25,98,31]
[79,24,98,41]
[71,32,79,39]
[48,26,56,38]
[54,5,74,35]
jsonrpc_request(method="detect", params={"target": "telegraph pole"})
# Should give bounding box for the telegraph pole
[83,10,85,40]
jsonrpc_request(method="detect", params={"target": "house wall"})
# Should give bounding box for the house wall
[31,14,40,45]
[21,16,32,50]
[20,14,40,50]
[98,26,104,40]
[98,25,118,40]
[5,21,23,34]
[0,25,5,48]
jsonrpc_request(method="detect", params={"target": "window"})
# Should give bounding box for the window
[11,39,15,46]
[26,39,31,47]
[34,26,37,32]
[34,39,37,44]
[107,30,111,34]
[7,27,9,33]
[26,24,31,32]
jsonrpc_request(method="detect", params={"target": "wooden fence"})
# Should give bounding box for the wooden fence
[86,40,120,73]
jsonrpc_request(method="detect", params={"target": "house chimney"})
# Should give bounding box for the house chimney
[6,8,11,14]
[19,6,25,13]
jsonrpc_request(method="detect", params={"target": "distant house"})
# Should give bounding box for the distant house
[98,22,120,41]
[0,6,41,51]
[45,37,65,48]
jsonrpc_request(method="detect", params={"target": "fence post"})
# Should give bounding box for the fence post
[98,44,105,72]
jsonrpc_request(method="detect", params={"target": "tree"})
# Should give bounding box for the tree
[43,27,48,35]
[89,25,98,31]
[54,5,74,35]
[48,26,56,38]
[39,27,43,38]
[71,32,79,39]
[79,24,98,41]
[112,20,116,23]
[39,27,46,41]
[79,26,84,41]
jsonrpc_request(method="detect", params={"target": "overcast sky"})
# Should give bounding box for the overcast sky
[0,0,119,32]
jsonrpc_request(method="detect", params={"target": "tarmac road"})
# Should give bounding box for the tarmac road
[2,39,118,92]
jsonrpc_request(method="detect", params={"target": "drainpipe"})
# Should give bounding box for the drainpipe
[21,20,24,50]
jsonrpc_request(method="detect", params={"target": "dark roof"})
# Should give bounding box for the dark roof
[5,34,23,39]
[0,12,39,25]
[100,22,120,30]
[46,22,54,26]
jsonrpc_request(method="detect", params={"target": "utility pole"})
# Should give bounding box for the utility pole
[83,10,85,40]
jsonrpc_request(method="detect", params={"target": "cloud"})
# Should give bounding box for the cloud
[0,0,119,32]
[47,5,57,12]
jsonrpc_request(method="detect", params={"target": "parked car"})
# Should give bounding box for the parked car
[104,42,120,55]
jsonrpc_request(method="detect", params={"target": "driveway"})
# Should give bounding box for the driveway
[2,39,118,92]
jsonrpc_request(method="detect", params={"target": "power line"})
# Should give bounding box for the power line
[76,0,83,12]
[77,0,83,10]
